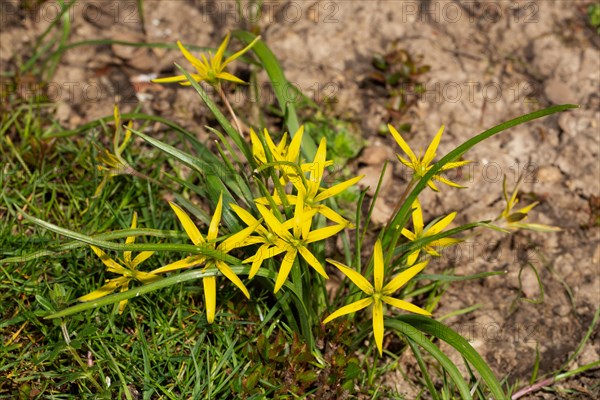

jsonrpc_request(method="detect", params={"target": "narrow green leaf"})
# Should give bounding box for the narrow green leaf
[396,315,505,399]
[386,318,472,399]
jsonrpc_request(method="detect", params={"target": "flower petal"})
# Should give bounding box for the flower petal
[383,296,432,316]
[130,251,155,269]
[169,202,205,245]
[388,124,417,164]
[152,255,205,274]
[78,277,128,302]
[411,199,424,234]
[407,250,420,266]
[286,126,304,164]
[203,276,217,323]
[176,41,207,74]
[256,204,292,241]
[298,246,328,278]
[322,297,373,324]
[373,239,385,291]
[207,194,223,241]
[326,259,373,295]
[427,212,457,235]
[422,125,444,166]
[212,33,230,70]
[222,35,261,69]
[274,249,297,293]
[383,260,429,295]
[216,261,250,299]
[215,71,245,84]
[305,223,345,243]
[90,246,128,275]
[314,174,364,203]
[372,300,384,356]
[219,221,261,252]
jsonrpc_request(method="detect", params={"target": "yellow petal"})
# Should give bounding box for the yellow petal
[401,228,416,241]
[130,269,161,284]
[215,261,250,299]
[305,223,345,244]
[428,212,456,235]
[440,160,471,170]
[383,296,432,316]
[207,194,223,241]
[434,175,466,189]
[248,244,281,279]
[221,35,261,69]
[219,221,262,252]
[152,255,205,274]
[372,300,384,356]
[203,276,217,323]
[314,174,364,203]
[406,250,420,266]
[177,40,207,74]
[256,204,292,241]
[326,259,373,295]
[308,138,327,191]
[274,249,297,293]
[215,71,245,84]
[212,33,230,69]
[286,126,304,163]
[316,205,352,227]
[383,260,429,295]
[90,246,128,275]
[373,239,385,291]
[125,212,138,247]
[169,202,205,245]
[78,277,128,302]
[322,297,373,324]
[516,201,538,215]
[388,124,417,163]
[429,238,462,248]
[298,246,328,278]
[152,75,192,83]
[422,125,444,166]
[130,251,155,269]
[411,199,424,234]
[250,128,266,163]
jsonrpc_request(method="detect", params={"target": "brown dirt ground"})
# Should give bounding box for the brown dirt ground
[2,0,599,398]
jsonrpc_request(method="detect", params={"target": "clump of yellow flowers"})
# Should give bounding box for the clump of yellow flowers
[74,33,562,362]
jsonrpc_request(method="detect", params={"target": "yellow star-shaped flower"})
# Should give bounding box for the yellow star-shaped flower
[401,199,461,265]
[389,124,470,191]
[153,194,259,323]
[153,33,260,87]
[323,239,431,356]
[79,212,158,314]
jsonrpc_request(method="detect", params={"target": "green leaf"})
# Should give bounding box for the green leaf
[395,315,505,399]
[386,318,473,399]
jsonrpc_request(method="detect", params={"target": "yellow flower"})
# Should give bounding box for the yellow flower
[152,194,259,323]
[153,33,260,87]
[256,138,363,226]
[79,212,158,314]
[389,124,470,191]
[323,240,431,356]
[494,175,560,232]
[401,199,461,266]
[94,105,135,197]
[245,193,345,293]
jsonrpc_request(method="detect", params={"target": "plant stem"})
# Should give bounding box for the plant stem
[218,84,244,138]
